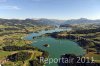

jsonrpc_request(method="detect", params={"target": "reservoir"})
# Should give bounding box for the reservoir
[25,28,85,66]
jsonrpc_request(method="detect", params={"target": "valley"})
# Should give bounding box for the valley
[0,18,100,66]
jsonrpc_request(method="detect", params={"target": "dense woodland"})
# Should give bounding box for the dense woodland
[71,27,100,34]
[8,51,32,62]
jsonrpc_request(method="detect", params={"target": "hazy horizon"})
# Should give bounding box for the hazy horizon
[1,17,100,21]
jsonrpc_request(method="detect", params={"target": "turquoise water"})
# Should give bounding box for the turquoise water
[24,28,69,40]
[25,28,85,66]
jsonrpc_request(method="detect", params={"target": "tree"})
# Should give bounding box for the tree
[8,51,32,62]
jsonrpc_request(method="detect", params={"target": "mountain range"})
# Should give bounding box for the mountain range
[63,18,100,24]
[0,18,100,26]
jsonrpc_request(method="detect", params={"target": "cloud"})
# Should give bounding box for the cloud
[0,5,21,10]
[0,0,7,2]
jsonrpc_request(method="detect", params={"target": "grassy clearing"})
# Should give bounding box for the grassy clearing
[0,25,15,28]
[85,52,100,63]
[0,51,11,60]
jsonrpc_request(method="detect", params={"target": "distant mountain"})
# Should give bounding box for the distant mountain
[0,18,41,26]
[63,18,100,24]
[36,18,65,25]
[0,18,65,26]
[0,18,100,27]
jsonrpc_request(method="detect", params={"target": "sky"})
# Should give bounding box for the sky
[0,0,100,20]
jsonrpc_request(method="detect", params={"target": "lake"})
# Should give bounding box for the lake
[25,28,85,66]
